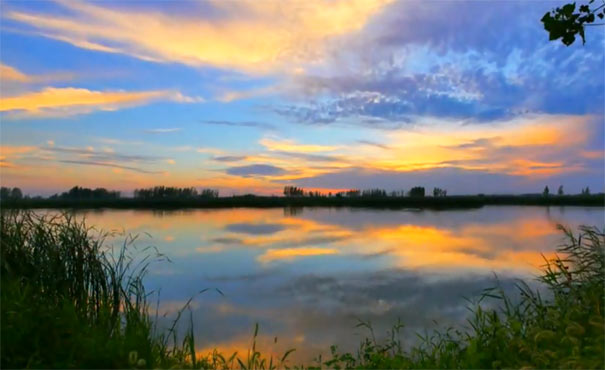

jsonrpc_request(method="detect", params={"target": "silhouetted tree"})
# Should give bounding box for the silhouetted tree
[543,186,550,197]
[200,189,219,198]
[558,185,564,195]
[335,189,361,197]
[345,189,361,197]
[408,186,425,197]
[362,188,387,197]
[542,0,604,46]
[133,186,201,199]
[433,187,447,197]
[10,187,23,200]
[60,186,120,200]
[390,190,406,197]
[283,186,304,197]
[581,186,591,195]
[0,187,23,200]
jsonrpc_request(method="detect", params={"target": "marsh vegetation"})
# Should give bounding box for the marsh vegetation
[1,210,603,369]
[1,185,603,210]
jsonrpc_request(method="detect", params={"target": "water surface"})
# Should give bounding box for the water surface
[65,206,603,362]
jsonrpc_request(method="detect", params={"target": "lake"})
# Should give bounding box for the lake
[58,206,603,363]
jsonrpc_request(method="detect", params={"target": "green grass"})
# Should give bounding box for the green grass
[1,210,603,369]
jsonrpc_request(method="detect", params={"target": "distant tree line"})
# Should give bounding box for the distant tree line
[49,186,121,200]
[362,189,387,197]
[133,186,218,199]
[0,185,600,203]
[283,185,599,199]
[283,186,434,198]
[543,185,591,197]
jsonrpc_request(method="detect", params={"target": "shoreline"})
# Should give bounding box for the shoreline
[1,194,603,210]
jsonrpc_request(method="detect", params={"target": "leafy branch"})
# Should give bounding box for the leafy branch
[541,0,605,45]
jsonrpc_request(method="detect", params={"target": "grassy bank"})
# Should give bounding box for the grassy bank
[1,193,604,210]
[1,211,603,369]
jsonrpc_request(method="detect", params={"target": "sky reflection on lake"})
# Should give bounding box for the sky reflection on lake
[65,206,603,362]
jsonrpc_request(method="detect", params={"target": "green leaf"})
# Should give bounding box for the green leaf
[562,3,576,16]
[587,13,595,22]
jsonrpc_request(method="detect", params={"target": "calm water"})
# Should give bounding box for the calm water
[60,206,602,362]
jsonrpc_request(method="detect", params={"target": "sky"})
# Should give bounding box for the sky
[0,0,603,196]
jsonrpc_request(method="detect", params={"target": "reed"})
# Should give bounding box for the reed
[1,210,602,368]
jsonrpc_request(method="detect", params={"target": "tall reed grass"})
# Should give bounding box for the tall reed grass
[1,211,163,368]
[1,211,296,369]
[1,210,603,369]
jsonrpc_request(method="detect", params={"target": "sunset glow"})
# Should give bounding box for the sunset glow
[1,0,603,195]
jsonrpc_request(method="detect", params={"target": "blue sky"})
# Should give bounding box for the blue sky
[1,0,603,195]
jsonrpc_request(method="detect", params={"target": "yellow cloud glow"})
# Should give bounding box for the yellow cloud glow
[260,138,339,153]
[0,87,199,117]
[5,0,393,74]
[0,146,38,156]
[343,114,595,177]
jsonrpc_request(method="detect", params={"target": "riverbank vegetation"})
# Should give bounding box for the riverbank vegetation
[1,185,603,209]
[1,210,603,369]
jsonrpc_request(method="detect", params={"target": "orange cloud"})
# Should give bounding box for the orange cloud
[342,114,596,177]
[0,63,75,86]
[0,64,31,83]
[0,159,18,168]
[0,146,37,155]
[0,87,201,117]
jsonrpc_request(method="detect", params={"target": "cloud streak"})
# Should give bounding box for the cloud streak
[0,87,201,117]
[202,120,276,130]
[0,63,75,85]
[57,159,163,174]
[4,0,393,74]
[226,164,286,177]
[144,128,182,134]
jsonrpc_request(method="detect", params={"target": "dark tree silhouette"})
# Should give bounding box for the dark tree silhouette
[433,187,447,197]
[200,189,219,198]
[542,0,605,45]
[0,187,23,200]
[558,185,564,195]
[362,189,387,197]
[344,189,361,197]
[134,186,216,199]
[60,186,120,200]
[283,186,304,197]
[408,187,425,198]
[543,186,550,197]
